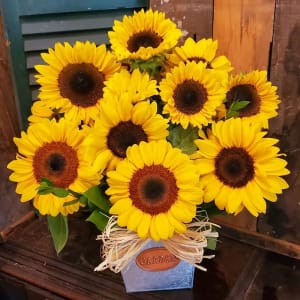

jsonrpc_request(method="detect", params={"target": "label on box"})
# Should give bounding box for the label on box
[136,247,180,272]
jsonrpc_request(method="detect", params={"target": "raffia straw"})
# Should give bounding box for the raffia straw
[94,215,219,273]
[163,220,219,271]
[94,216,148,273]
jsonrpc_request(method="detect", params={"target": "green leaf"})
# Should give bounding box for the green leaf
[63,198,79,207]
[167,125,198,154]
[231,100,250,111]
[83,186,111,213]
[226,110,239,119]
[206,237,218,250]
[86,210,109,232]
[41,177,54,187]
[79,195,88,206]
[47,214,68,254]
[37,178,54,194]
[37,188,53,195]
[87,199,97,210]
[52,187,69,198]
[128,55,166,78]
[226,100,250,119]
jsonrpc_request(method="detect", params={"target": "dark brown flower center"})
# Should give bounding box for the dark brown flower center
[107,121,148,158]
[129,165,178,215]
[215,147,254,188]
[127,30,163,52]
[174,79,207,115]
[226,84,260,116]
[58,63,104,107]
[33,142,79,188]
[188,57,212,69]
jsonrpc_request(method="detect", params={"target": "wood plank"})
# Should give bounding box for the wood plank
[0,148,31,231]
[219,221,300,260]
[211,0,276,231]
[226,249,264,300]
[213,0,275,73]
[245,252,300,299]
[0,16,20,148]
[0,214,263,300]
[150,0,214,41]
[257,0,300,246]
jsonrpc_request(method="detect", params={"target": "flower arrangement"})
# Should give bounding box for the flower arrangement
[7,9,289,291]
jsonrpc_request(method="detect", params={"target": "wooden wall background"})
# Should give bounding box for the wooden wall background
[0,0,299,258]
[151,0,300,258]
[0,17,20,149]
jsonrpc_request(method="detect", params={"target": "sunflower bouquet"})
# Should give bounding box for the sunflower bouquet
[7,9,289,291]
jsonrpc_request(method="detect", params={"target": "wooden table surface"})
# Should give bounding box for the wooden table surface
[0,213,299,300]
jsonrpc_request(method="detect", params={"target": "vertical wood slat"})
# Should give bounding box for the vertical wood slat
[150,0,214,40]
[257,0,300,246]
[213,0,275,74]
[211,0,276,231]
[0,16,20,148]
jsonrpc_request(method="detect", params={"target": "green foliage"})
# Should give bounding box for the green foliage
[206,236,218,250]
[47,214,68,254]
[36,178,69,198]
[79,194,88,206]
[63,198,79,207]
[226,100,250,118]
[128,54,166,78]
[83,185,111,213]
[86,210,110,232]
[52,187,69,198]
[167,124,198,155]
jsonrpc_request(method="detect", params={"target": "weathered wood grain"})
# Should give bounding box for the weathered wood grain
[0,16,20,148]
[257,0,300,246]
[211,0,276,231]
[213,0,275,73]
[245,252,300,299]
[150,0,214,41]
[0,215,264,300]
[0,148,31,231]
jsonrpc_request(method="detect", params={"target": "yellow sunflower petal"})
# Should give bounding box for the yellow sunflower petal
[167,211,186,233]
[137,213,152,238]
[127,207,144,231]
[149,216,161,241]
[117,206,135,227]
[109,198,132,214]
[154,213,170,240]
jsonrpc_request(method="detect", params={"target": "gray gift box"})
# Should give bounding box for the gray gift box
[121,240,195,293]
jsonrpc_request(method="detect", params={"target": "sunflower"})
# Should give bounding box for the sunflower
[106,140,203,240]
[108,9,182,61]
[28,100,64,124]
[160,61,227,129]
[7,119,101,216]
[85,95,169,171]
[103,68,158,103]
[192,117,289,216]
[225,70,280,127]
[168,37,233,73]
[35,41,121,124]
